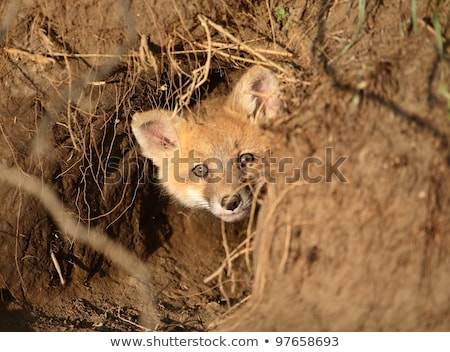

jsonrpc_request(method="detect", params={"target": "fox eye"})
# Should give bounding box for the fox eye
[192,164,208,178]
[239,153,255,168]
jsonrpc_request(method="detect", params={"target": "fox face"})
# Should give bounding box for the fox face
[132,66,280,222]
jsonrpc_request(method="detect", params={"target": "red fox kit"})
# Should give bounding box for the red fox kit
[132,66,280,222]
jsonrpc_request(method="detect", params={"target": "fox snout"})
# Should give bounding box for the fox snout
[206,184,254,222]
[211,193,251,222]
[221,194,242,211]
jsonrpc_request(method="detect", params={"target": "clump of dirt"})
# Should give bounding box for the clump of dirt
[1,0,449,331]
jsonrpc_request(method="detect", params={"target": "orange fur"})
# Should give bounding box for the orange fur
[132,66,280,222]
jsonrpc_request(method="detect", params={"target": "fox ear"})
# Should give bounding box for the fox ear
[131,110,179,167]
[228,66,280,123]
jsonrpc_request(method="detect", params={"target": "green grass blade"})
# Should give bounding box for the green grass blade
[411,0,417,34]
[433,2,444,58]
[357,0,366,34]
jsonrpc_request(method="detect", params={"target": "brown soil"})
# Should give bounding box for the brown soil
[1,0,449,331]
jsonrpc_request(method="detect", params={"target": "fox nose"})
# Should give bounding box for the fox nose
[221,194,242,211]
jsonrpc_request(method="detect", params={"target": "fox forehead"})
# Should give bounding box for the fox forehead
[177,106,269,161]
